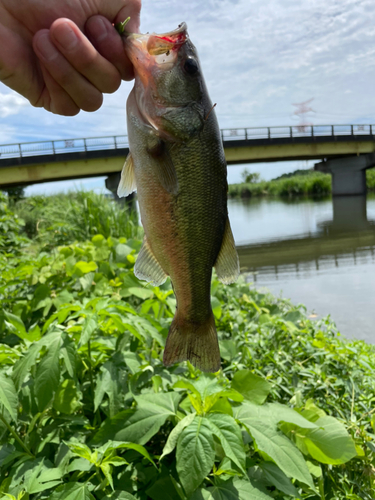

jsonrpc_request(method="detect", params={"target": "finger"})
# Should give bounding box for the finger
[36,63,80,116]
[49,18,121,94]
[33,29,103,112]
[85,15,134,81]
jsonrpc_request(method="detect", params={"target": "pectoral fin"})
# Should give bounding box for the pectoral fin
[117,152,137,198]
[147,137,178,195]
[214,218,240,285]
[134,236,168,286]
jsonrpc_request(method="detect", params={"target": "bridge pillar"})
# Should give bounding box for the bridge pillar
[105,172,136,209]
[105,172,122,201]
[315,153,375,196]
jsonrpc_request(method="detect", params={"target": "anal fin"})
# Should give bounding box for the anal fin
[118,152,137,198]
[214,218,240,285]
[134,236,168,286]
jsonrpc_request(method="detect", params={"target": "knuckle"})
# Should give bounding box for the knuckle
[75,50,97,72]
[54,66,76,88]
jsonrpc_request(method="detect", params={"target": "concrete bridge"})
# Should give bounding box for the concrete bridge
[1,124,375,195]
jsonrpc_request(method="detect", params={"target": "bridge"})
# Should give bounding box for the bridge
[1,124,375,195]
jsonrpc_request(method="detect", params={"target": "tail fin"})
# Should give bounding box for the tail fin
[163,312,221,372]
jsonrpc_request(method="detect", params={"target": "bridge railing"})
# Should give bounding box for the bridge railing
[0,135,129,160]
[220,124,375,141]
[0,125,374,161]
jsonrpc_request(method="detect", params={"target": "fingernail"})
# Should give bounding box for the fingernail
[36,33,58,62]
[54,22,78,50]
[87,17,108,43]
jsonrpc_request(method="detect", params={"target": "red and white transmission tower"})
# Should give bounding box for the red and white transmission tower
[292,98,315,132]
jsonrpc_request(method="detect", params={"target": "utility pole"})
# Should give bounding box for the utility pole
[292,98,315,132]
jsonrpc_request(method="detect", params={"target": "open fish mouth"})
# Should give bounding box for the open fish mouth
[126,22,188,57]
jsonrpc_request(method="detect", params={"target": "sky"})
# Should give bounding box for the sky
[1,0,375,194]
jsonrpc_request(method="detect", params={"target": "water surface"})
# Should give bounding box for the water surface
[228,194,375,343]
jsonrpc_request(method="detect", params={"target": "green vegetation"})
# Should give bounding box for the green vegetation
[229,168,375,198]
[0,191,374,499]
[13,191,141,249]
[240,169,261,184]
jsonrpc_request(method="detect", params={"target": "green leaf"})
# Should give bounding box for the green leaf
[236,402,315,490]
[306,460,322,478]
[100,461,114,490]
[23,460,63,494]
[73,261,98,275]
[93,392,181,445]
[94,359,126,416]
[176,416,215,497]
[102,492,138,500]
[53,379,79,414]
[260,462,299,497]
[92,234,105,247]
[61,334,78,379]
[160,413,196,460]
[12,344,40,390]
[67,443,94,462]
[231,370,271,405]
[219,340,237,362]
[35,336,61,411]
[211,296,222,320]
[192,477,273,499]
[78,314,98,347]
[280,415,357,464]
[49,482,95,500]
[97,441,155,467]
[4,311,27,339]
[146,475,184,500]
[135,391,181,415]
[127,287,154,299]
[206,413,246,473]
[115,243,132,263]
[0,372,18,422]
[210,397,233,416]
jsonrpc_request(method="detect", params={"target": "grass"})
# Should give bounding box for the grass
[12,191,142,248]
[229,168,375,198]
[0,191,374,499]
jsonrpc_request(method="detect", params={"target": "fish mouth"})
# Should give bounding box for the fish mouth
[126,22,188,57]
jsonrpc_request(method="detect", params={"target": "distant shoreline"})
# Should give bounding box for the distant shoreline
[228,168,375,198]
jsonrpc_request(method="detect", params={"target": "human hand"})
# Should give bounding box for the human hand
[0,0,141,116]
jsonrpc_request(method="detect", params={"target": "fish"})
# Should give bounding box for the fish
[118,23,239,372]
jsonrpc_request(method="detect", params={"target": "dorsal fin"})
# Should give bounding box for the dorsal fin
[117,152,137,198]
[214,218,240,285]
[134,236,168,286]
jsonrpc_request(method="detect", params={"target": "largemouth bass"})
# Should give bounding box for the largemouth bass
[118,23,239,372]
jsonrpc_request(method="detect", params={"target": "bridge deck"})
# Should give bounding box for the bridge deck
[1,124,374,187]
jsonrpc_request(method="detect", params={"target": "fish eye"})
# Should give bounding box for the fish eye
[184,57,199,75]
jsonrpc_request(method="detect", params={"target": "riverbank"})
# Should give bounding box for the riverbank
[229,168,375,197]
[1,192,374,498]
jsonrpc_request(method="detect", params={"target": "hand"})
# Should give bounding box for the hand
[0,0,141,116]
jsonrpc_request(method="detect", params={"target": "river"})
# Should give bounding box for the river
[228,194,375,344]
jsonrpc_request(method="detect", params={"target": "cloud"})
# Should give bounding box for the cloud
[2,0,375,146]
[0,91,29,117]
